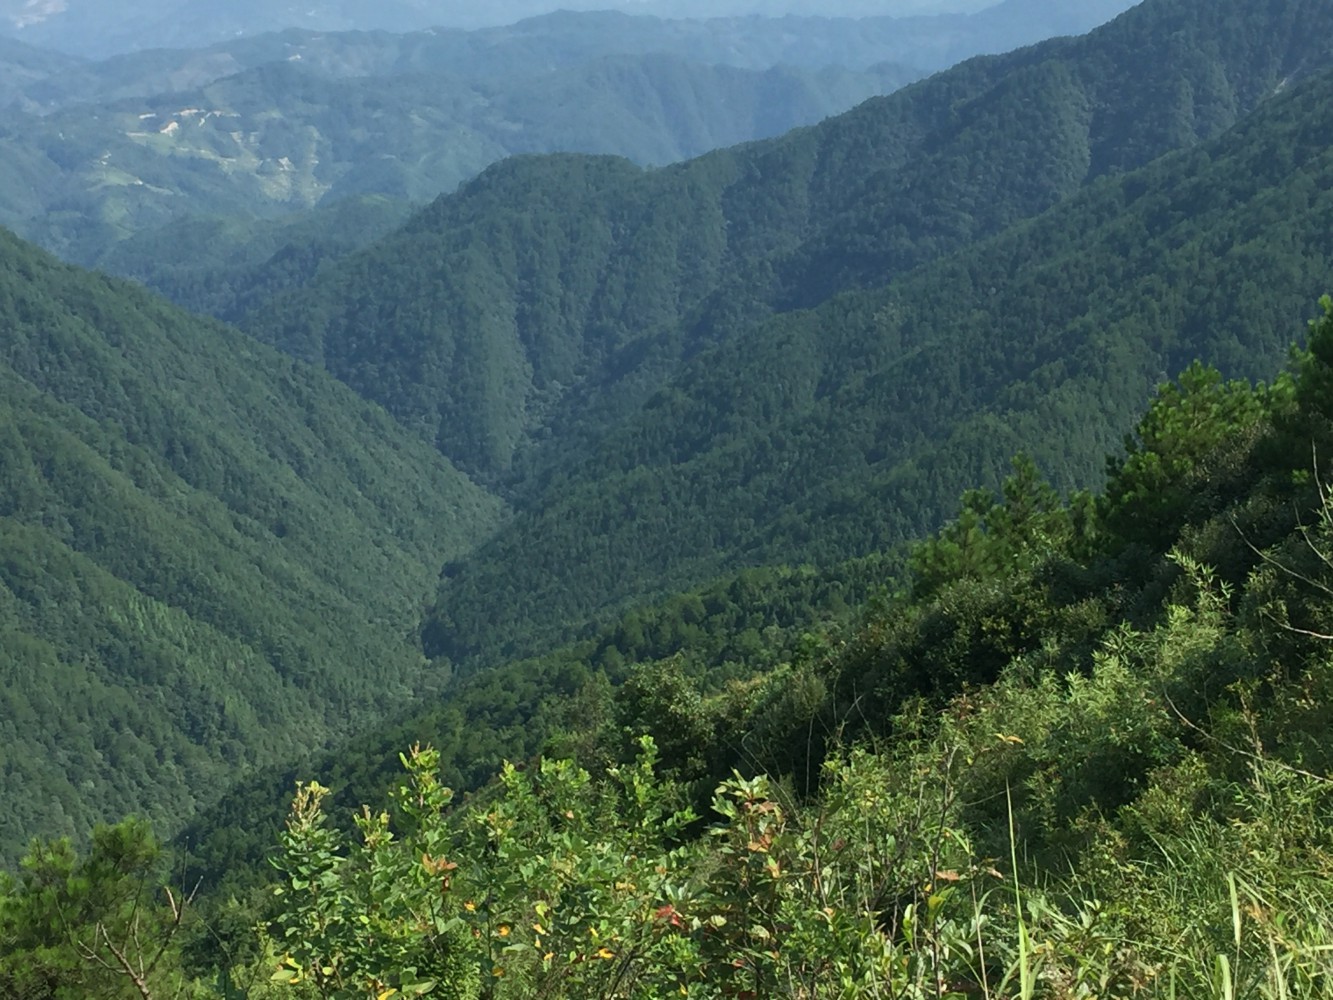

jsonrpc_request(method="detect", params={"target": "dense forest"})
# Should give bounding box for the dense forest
[412,56,1333,669]
[4,0,1333,995]
[0,228,500,856]
[237,0,1333,669]
[245,0,1333,483]
[7,299,1333,997]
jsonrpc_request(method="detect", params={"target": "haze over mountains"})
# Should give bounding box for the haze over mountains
[0,0,1141,282]
[1,0,1113,57]
[1,54,922,265]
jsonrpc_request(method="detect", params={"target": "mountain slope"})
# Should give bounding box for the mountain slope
[244,0,1333,488]
[89,193,417,322]
[217,298,1333,997]
[0,227,502,860]
[0,33,81,108]
[419,59,1333,666]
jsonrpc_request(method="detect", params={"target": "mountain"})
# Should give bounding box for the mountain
[422,61,1333,665]
[246,0,1333,481]
[12,258,1333,1000]
[0,53,921,268]
[0,226,503,861]
[0,2,1146,269]
[1,0,1328,865]
[192,297,1333,996]
[233,0,1333,668]
[8,0,1333,986]
[0,5,1139,115]
[90,194,418,322]
[0,32,78,108]
[9,0,1333,988]
[0,0,1130,60]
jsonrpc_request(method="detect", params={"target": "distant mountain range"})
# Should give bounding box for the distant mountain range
[0,53,921,268]
[0,0,1138,272]
[0,0,1122,58]
[0,2,1144,111]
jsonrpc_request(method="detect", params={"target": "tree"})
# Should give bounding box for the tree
[1100,362,1266,550]
[0,819,195,1000]
[908,453,1076,599]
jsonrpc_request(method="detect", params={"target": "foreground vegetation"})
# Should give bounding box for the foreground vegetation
[249,298,1333,999]
[8,300,1333,997]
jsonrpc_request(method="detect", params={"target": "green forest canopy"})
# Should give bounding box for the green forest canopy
[0,227,501,860]
[8,298,1333,998]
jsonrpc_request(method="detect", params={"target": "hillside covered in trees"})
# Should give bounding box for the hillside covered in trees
[0,228,501,857]
[234,0,1333,668]
[7,298,1333,998]
[0,0,1177,881]
[412,55,1333,669]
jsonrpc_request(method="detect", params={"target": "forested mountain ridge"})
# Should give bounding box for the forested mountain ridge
[221,0,1333,672]
[0,0,1175,871]
[0,227,502,862]
[418,59,1333,667]
[6,0,1333,989]
[246,0,1333,488]
[12,300,1333,998]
